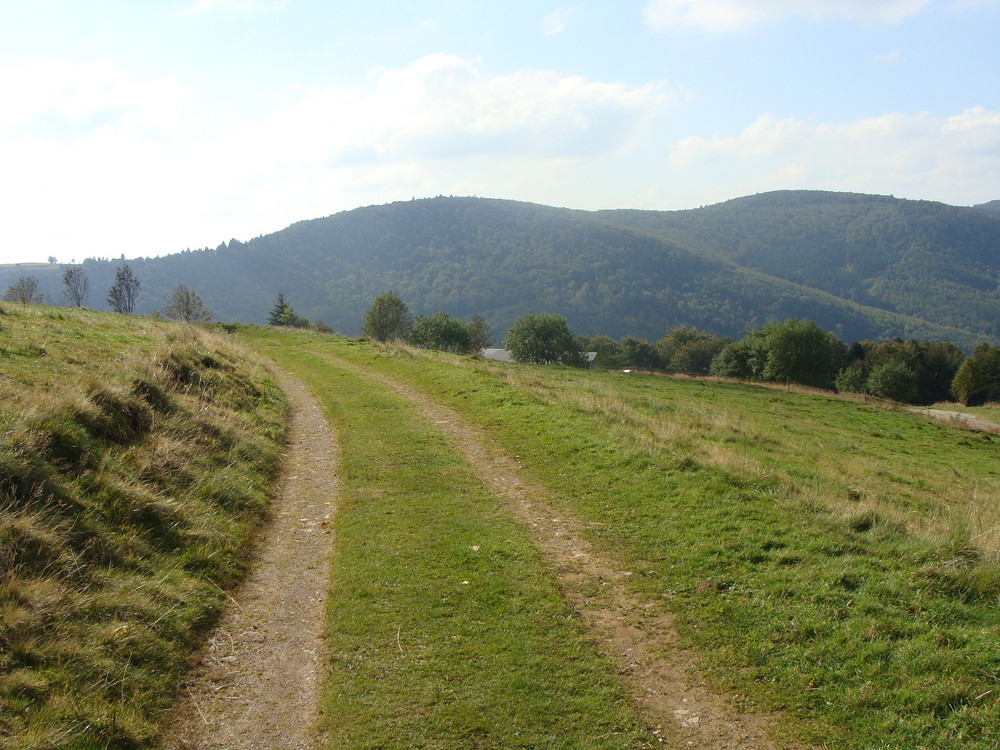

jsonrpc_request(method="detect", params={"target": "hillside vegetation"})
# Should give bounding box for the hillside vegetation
[2,191,997,348]
[0,306,285,748]
[241,328,1000,749]
[599,190,1000,342]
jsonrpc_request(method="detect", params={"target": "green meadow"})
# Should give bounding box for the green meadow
[245,327,1000,750]
[3,309,998,749]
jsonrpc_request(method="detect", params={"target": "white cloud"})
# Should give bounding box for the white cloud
[247,54,673,166]
[0,61,187,136]
[670,108,1000,205]
[541,9,572,35]
[643,0,932,31]
[0,54,674,262]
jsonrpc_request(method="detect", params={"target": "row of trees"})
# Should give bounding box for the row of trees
[704,318,1000,406]
[576,326,731,373]
[347,292,999,406]
[583,317,1000,407]
[3,266,212,323]
[357,291,492,355]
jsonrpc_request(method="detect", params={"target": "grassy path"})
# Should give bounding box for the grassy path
[328,350,794,749]
[243,329,1000,749]
[249,337,653,749]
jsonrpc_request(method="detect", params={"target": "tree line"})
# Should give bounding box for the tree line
[346,291,1000,407]
[3,266,211,323]
[9,273,998,408]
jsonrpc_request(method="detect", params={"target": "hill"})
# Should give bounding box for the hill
[973,199,1000,216]
[598,191,1000,343]
[2,192,997,348]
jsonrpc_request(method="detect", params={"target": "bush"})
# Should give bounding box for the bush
[866,361,918,403]
[504,313,584,366]
[835,366,867,394]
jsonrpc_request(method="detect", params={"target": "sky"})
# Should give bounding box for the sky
[0,0,998,264]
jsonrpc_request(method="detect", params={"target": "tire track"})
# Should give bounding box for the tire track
[344,359,809,750]
[162,370,337,750]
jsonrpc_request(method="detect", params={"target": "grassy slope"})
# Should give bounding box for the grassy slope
[0,306,286,749]
[249,333,650,749]
[240,329,1000,750]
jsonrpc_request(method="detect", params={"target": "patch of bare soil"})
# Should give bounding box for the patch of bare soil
[358,363,811,750]
[161,370,337,750]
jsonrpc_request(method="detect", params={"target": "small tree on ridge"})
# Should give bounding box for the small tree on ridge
[164,284,212,323]
[363,291,413,342]
[4,276,43,307]
[107,264,140,314]
[62,266,89,308]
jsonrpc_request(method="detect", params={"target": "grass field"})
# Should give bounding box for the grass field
[249,338,651,749]
[0,306,286,749]
[242,327,1000,750]
[5,309,998,749]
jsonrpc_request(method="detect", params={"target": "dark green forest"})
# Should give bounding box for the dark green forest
[2,191,997,348]
[598,191,1000,343]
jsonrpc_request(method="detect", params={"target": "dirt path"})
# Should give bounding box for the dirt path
[910,407,1000,434]
[162,370,338,750]
[353,362,807,750]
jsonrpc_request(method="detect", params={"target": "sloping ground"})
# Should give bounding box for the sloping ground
[241,329,820,749]
[0,307,286,749]
[255,331,998,749]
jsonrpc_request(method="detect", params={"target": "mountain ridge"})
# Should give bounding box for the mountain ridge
[3,191,997,349]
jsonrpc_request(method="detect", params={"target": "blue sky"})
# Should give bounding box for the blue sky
[1,0,998,263]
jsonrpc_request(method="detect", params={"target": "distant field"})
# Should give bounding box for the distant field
[242,328,1000,750]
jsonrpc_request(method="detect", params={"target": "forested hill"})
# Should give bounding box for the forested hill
[974,200,1000,216]
[598,191,1000,344]
[3,192,998,347]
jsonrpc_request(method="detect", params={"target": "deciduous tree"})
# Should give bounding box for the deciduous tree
[952,343,1000,405]
[4,276,43,307]
[413,310,472,353]
[363,291,413,342]
[107,264,140,314]
[504,313,583,365]
[866,361,918,403]
[762,318,836,388]
[467,313,492,354]
[163,284,212,323]
[62,266,89,308]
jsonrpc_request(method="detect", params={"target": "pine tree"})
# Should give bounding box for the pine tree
[268,293,292,326]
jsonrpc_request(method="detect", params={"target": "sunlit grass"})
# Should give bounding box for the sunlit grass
[248,334,649,749]
[248,332,999,750]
